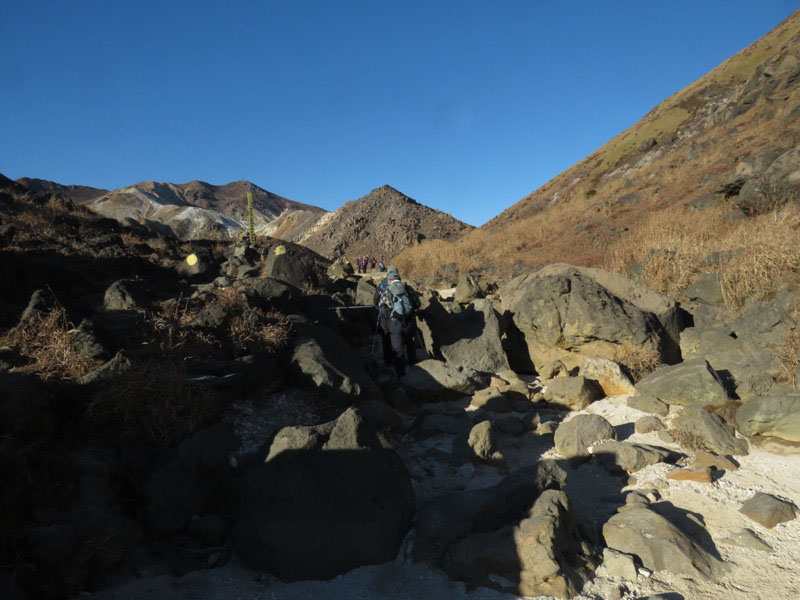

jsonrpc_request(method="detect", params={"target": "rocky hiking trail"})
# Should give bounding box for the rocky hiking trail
[2,188,800,600]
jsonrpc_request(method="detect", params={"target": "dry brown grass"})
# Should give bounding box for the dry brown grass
[605,202,800,310]
[618,339,665,382]
[2,308,102,380]
[229,309,290,357]
[85,360,225,443]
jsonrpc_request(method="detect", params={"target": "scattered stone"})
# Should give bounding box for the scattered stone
[79,351,132,385]
[690,450,739,471]
[679,326,738,359]
[536,420,559,435]
[670,405,749,456]
[683,273,724,306]
[539,359,568,380]
[739,492,797,528]
[591,441,673,473]
[544,375,604,410]
[458,463,476,479]
[554,414,617,458]
[667,467,713,483]
[454,273,482,304]
[657,430,675,444]
[635,358,730,408]
[719,528,773,553]
[635,416,665,434]
[603,507,726,580]
[627,394,670,416]
[579,356,635,396]
[500,264,683,366]
[624,491,651,508]
[103,278,149,311]
[603,547,638,580]
[469,387,513,413]
[145,423,240,538]
[467,420,497,461]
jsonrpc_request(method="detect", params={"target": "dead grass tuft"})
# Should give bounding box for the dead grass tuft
[85,360,225,443]
[618,339,664,382]
[2,308,102,380]
[605,202,800,311]
[229,309,290,357]
[772,329,800,387]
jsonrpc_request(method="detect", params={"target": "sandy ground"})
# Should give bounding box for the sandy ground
[90,393,800,600]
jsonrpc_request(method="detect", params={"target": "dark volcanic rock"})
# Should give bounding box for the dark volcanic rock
[234,408,415,580]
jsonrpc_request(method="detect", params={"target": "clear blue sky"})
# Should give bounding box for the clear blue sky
[1,1,796,225]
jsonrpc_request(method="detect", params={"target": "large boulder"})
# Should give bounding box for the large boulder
[262,243,325,289]
[736,396,800,442]
[603,507,726,580]
[499,264,677,371]
[287,321,380,401]
[417,297,510,374]
[234,409,415,581]
[239,277,301,313]
[400,359,485,402]
[634,358,730,407]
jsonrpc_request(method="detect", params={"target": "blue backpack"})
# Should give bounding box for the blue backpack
[380,280,413,320]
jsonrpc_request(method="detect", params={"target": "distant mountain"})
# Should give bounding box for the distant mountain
[84,180,326,240]
[296,185,474,261]
[16,177,107,203]
[59,178,472,257]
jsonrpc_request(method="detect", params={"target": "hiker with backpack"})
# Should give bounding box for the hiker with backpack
[373,266,420,378]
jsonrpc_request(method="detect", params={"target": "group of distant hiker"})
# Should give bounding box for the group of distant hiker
[355,255,384,273]
[373,265,421,379]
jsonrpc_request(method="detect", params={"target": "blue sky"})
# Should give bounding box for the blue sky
[1,1,796,225]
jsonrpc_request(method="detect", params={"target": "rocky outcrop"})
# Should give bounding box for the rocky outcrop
[413,461,586,597]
